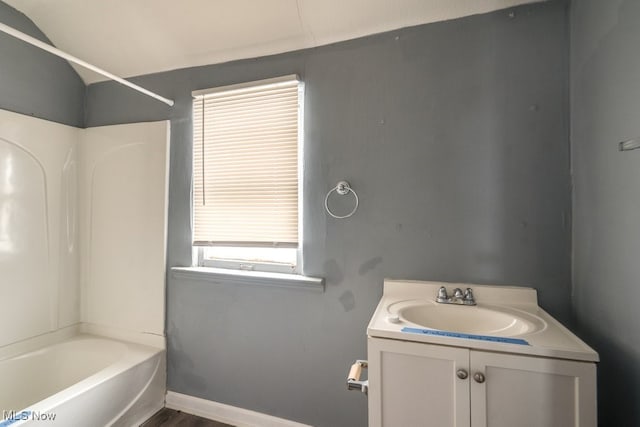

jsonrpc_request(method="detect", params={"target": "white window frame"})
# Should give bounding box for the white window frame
[192,75,305,275]
[196,246,300,274]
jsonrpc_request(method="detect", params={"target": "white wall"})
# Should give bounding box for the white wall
[0,109,79,348]
[79,122,169,340]
[0,109,169,350]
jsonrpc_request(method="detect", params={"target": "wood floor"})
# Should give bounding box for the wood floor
[141,408,234,427]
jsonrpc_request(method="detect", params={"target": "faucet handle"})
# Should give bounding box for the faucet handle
[463,288,476,305]
[436,286,449,303]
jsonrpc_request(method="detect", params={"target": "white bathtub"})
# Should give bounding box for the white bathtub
[0,335,165,427]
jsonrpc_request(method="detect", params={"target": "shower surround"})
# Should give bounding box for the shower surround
[0,108,169,426]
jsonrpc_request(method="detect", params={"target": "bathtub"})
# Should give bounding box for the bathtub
[0,335,165,427]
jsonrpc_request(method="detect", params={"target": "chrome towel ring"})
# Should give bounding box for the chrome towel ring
[325,181,359,219]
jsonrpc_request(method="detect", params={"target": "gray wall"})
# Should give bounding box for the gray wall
[0,2,85,127]
[85,2,570,426]
[571,1,640,425]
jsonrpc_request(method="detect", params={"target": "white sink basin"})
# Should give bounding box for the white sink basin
[368,280,599,361]
[389,301,545,337]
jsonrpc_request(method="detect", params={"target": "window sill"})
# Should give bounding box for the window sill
[170,267,325,292]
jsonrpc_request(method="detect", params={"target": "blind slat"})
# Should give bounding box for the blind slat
[193,77,300,246]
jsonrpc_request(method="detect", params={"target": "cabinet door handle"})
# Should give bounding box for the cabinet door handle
[456,369,468,380]
[473,372,486,383]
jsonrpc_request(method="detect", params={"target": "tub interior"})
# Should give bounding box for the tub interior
[0,337,127,412]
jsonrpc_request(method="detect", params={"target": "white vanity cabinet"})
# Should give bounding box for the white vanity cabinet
[367,338,470,427]
[367,337,597,427]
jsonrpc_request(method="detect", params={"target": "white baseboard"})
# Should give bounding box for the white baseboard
[165,391,312,427]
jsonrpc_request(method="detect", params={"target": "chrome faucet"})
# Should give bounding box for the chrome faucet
[436,286,476,306]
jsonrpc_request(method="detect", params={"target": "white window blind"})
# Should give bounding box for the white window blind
[193,75,301,248]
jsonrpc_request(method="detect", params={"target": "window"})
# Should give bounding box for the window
[192,75,303,273]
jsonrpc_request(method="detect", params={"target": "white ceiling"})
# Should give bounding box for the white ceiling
[4,0,541,84]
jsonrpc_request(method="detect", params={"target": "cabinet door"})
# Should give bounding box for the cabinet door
[469,350,596,427]
[368,337,470,427]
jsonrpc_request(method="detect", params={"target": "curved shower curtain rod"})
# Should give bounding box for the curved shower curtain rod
[0,21,175,107]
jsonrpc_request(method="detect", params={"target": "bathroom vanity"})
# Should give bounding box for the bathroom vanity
[364,280,598,427]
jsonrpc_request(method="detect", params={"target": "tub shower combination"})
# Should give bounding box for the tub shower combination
[0,110,169,426]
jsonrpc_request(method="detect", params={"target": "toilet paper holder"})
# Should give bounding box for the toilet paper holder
[346,359,368,395]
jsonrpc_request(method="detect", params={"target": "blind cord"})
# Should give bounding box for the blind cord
[201,98,206,205]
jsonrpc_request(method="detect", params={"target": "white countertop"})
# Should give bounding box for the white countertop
[367,279,599,362]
